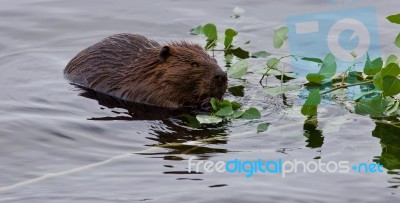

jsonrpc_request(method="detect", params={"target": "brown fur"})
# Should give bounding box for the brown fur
[64,33,227,108]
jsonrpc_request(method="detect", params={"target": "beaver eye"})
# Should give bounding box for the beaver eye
[191,62,199,68]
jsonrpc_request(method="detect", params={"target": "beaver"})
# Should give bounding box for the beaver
[64,33,228,109]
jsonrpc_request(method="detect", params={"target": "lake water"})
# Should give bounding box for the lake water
[1,0,400,202]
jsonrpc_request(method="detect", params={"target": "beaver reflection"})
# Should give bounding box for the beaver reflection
[78,86,229,154]
[78,86,189,120]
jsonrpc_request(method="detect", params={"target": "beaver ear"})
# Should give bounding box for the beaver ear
[159,46,170,62]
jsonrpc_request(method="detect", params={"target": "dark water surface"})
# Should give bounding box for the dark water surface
[1,0,400,202]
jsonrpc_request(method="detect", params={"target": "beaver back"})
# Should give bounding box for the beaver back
[64,33,227,108]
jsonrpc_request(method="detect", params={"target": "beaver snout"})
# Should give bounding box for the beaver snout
[213,72,228,84]
[209,71,228,101]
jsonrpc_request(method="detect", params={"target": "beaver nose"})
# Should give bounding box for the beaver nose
[214,72,228,83]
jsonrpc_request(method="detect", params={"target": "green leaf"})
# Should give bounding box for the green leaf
[381,63,400,77]
[231,47,250,59]
[382,76,400,96]
[263,84,302,97]
[203,23,218,40]
[267,57,279,69]
[228,85,244,97]
[219,100,231,108]
[215,106,233,117]
[306,73,324,84]
[282,72,297,79]
[225,28,238,38]
[210,98,220,111]
[395,33,400,48]
[273,27,288,49]
[386,100,399,116]
[385,55,398,67]
[373,72,383,90]
[301,89,321,117]
[355,95,390,117]
[232,110,245,118]
[372,57,384,69]
[360,82,376,92]
[257,123,269,133]
[318,53,336,79]
[242,107,261,119]
[352,90,379,101]
[301,57,323,64]
[251,51,271,58]
[205,39,217,50]
[364,54,383,75]
[227,60,248,78]
[196,115,223,124]
[301,105,318,117]
[304,89,321,105]
[387,14,400,24]
[224,28,238,48]
[347,71,359,84]
[190,25,203,35]
[224,54,233,64]
[231,101,241,110]
[178,114,201,128]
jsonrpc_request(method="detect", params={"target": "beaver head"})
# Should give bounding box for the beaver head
[120,41,228,109]
[157,43,227,107]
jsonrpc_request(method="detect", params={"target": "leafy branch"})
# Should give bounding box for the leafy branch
[187,10,400,130]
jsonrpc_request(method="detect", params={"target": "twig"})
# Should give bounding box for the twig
[320,80,373,95]
[259,55,291,86]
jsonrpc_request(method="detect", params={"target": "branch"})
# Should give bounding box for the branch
[320,80,373,95]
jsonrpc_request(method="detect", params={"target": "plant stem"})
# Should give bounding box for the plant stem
[259,55,291,86]
[320,80,373,95]
[259,54,310,87]
[338,62,363,86]
[211,49,227,51]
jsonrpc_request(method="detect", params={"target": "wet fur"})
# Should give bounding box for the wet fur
[64,33,227,108]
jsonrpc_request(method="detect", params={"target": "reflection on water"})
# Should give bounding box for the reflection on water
[373,120,400,171]
[77,85,190,121]
[75,85,230,150]
[303,117,324,148]
[0,0,400,202]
